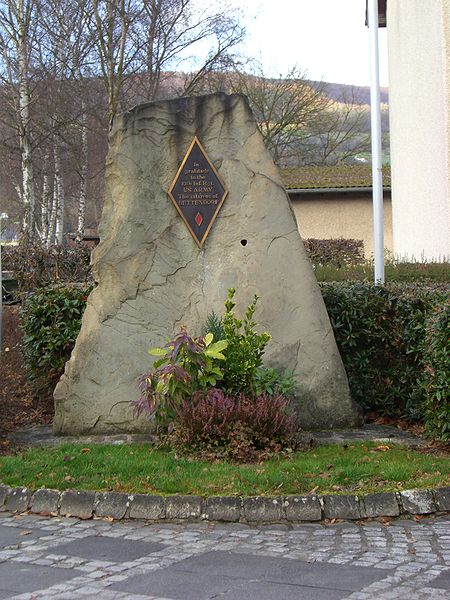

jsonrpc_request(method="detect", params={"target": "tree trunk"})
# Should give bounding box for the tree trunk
[39,152,50,243]
[54,141,64,245]
[76,99,88,242]
[17,0,36,242]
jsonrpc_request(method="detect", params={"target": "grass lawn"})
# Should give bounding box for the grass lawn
[314,259,450,283]
[0,442,449,496]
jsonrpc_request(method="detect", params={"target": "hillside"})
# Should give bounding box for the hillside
[318,81,389,105]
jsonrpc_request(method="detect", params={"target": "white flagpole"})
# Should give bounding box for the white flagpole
[368,0,385,283]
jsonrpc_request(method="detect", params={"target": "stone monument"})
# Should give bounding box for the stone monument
[53,93,362,434]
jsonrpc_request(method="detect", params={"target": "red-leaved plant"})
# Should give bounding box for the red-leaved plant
[172,388,299,461]
[133,327,227,426]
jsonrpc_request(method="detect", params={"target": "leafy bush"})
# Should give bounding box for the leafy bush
[172,388,299,461]
[304,238,365,267]
[419,305,450,441]
[20,285,91,393]
[321,282,449,420]
[136,288,297,456]
[2,243,92,293]
[253,366,297,397]
[133,327,227,425]
[214,288,271,395]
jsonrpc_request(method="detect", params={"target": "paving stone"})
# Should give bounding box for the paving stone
[0,486,10,511]
[0,525,46,548]
[5,487,32,513]
[204,497,241,522]
[111,567,246,599]
[0,505,448,600]
[95,492,130,519]
[243,497,284,522]
[284,495,321,521]
[362,492,400,518]
[31,489,60,515]
[0,561,82,594]
[51,535,167,562]
[399,490,436,515]
[218,580,348,600]
[428,570,450,590]
[129,494,165,520]
[166,495,202,520]
[171,550,392,590]
[433,487,450,512]
[60,490,95,519]
[322,494,362,520]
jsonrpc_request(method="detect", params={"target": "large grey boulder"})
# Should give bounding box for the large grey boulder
[54,92,362,434]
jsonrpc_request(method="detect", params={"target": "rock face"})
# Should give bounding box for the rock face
[53,93,362,434]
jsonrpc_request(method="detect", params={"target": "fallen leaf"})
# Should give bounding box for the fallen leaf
[19,531,31,536]
[64,475,75,482]
[81,448,91,454]
[375,445,391,452]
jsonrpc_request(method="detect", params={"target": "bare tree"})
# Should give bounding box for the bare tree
[231,65,373,167]
[0,0,245,245]
[39,0,96,242]
[230,66,330,166]
[0,0,39,241]
[81,0,140,126]
[298,87,371,166]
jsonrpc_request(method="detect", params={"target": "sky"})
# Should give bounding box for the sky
[228,0,389,87]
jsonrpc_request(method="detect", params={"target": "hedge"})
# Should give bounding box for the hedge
[320,282,449,435]
[2,243,92,293]
[20,285,92,393]
[19,282,450,441]
[303,238,365,267]
[419,304,450,441]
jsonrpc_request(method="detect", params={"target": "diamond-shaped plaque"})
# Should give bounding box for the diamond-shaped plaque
[168,137,228,247]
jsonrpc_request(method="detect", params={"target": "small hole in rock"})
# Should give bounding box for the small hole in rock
[240,239,248,246]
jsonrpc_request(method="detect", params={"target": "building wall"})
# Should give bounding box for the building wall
[289,194,393,258]
[388,0,450,260]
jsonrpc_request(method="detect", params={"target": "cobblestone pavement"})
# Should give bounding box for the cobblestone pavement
[0,511,449,600]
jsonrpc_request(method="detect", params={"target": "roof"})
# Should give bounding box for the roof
[280,164,391,191]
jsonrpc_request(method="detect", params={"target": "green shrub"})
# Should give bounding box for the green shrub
[253,366,297,397]
[136,289,274,428]
[20,285,91,393]
[320,282,449,418]
[419,305,450,441]
[218,288,271,395]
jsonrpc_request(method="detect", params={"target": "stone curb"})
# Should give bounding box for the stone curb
[0,484,449,523]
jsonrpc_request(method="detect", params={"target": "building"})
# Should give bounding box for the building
[281,165,392,258]
[386,0,450,260]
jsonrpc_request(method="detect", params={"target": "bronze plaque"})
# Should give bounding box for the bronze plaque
[168,137,228,247]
